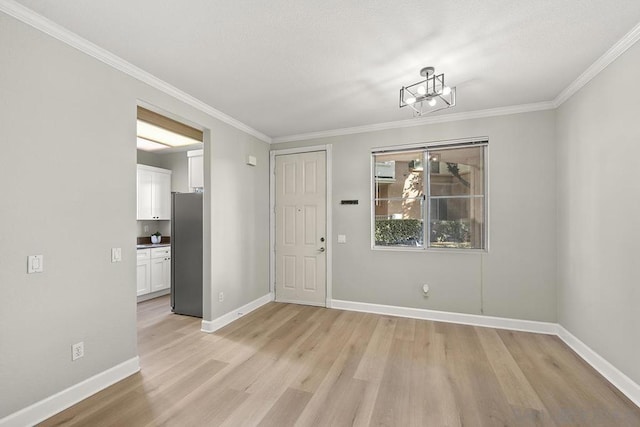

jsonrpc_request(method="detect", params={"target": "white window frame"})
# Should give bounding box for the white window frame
[371,138,489,252]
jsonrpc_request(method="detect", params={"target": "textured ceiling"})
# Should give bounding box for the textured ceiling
[11,0,640,139]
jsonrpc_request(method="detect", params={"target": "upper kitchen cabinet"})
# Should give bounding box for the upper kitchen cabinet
[188,149,204,191]
[137,164,172,220]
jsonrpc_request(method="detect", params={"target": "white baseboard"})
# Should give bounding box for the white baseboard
[0,357,140,427]
[331,299,558,335]
[201,293,274,333]
[136,288,170,303]
[557,326,640,407]
[331,299,640,409]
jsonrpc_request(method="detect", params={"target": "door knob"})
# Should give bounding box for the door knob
[318,247,325,252]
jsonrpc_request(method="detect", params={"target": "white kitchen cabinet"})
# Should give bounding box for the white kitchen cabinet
[137,246,171,297]
[137,165,172,220]
[136,249,151,296]
[150,247,171,292]
[150,258,165,291]
[187,149,203,191]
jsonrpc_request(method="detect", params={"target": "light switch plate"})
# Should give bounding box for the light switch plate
[111,248,122,263]
[27,255,44,273]
[337,235,347,244]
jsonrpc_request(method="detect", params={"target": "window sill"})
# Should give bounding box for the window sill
[371,245,488,254]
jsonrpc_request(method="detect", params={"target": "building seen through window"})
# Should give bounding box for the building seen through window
[373,142,486,250]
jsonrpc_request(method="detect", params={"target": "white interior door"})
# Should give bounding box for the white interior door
[275,151,326,306]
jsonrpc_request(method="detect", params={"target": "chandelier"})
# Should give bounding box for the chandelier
[399,66,456,116]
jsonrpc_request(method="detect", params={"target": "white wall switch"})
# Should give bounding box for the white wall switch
[111,248,122,263]
[246,155,257,166]
[337,234,347,244]
[27,255,44,273]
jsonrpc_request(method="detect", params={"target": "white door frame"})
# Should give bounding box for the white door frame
[270,145,332,308]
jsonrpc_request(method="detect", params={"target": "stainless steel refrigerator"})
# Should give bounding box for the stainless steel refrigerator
[171,192,203,317]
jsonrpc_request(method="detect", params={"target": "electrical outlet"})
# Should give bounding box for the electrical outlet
[27,255,44,273]
[218,291,224,302]
[144,225,149,233]
[72,342,84,361]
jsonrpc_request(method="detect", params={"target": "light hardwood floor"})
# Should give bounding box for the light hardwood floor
[41,296,640,426]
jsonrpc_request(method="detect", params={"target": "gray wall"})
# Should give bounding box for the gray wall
[273,110,558,322]
[136,150,164,168]
[0,12,269,418]
[158,151,189,193]
[137,150,190,193]
[165,152,188,193]
[209,129,270,317]
[556,41,640,385]
[136,220,170,238]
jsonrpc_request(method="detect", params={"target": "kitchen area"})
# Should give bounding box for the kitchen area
[135,106,204,317]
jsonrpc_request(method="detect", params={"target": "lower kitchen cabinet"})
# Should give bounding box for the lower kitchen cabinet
[150,247,171,292]
[136,259,151,296]
[137,247,171,297]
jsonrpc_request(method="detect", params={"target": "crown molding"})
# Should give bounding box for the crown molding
[3,0,639,145]
[272,22,640,144]
[272,101,555,144]
[553,21,640,107]
[0,0,272,144]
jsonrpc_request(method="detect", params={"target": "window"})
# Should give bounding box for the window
[372,140,487,250]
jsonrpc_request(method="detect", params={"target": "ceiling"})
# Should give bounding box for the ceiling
[10,0,640,140]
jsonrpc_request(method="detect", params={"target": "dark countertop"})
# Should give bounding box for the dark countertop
[136,243,171,249]
[137,236,170,248]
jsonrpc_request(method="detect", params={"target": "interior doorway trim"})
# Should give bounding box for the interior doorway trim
[269,144,333,307]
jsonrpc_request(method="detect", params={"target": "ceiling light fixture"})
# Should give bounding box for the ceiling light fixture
[137,120,202,148]
[399,66,456,116]
[136,137,169,152]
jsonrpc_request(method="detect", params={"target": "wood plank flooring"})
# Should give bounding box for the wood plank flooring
[41,296,640,426]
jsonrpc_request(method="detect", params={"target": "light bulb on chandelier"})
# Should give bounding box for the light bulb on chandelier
[399,66,456,117]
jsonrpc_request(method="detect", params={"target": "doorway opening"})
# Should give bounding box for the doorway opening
[134,102,209,322]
